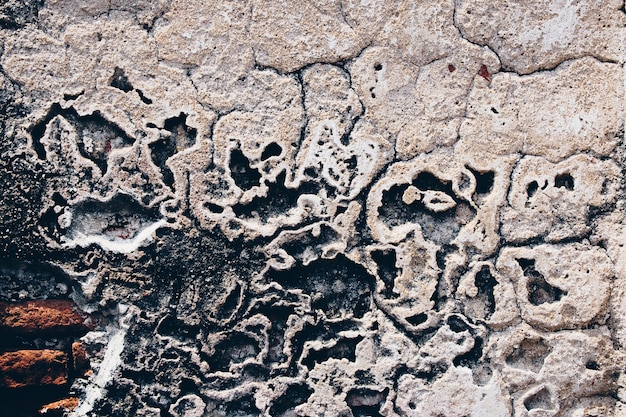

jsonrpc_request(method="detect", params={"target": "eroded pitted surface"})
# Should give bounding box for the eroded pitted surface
[0,1,625,416]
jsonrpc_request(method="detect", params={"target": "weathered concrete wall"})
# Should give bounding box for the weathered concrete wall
[0,0,625,416]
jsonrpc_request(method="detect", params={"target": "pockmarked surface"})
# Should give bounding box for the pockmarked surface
[0,1,625,416]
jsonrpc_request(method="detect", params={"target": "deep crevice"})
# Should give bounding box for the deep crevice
[467,167,495,197]
[473,266,497,319]
[453,336,483,368]
[371,248,399,298]
[149,113,197,188]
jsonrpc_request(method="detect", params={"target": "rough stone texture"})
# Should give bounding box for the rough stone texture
[0,1,624,416]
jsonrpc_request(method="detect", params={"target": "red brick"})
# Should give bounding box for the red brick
[0,300,90,335]
[0,349,68,388]
[39,397,79,415]
[71,342,91,377]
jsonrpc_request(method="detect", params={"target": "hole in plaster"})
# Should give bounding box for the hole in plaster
[232,171,320,221]
[229,148,261,191]
[517,259,566,306]
[269,383,313,417]
[63,91,84,101]
[156,315,199,340]
[266,254,374,319]
[346,387,388,417]
[261,142,283,160]
[213,282,242,322]
[447,315,471,333]
[62,193,164,253]
[506,337,551,373]
[406,313,428,326]
[29,104,134,173]
[209,332,259,372]
[554,173,574,190]
[415,362,448,382]
[524,386,554,411]
[526,181,539,198]
[414,172,448,192]
[149,113,197,189]
[279,224,340,265]
[474,266,497,318]
[109,67,133,93]
[203,202,224,214]
[379,173,476,245]
[453,336,484,368]
[371,249,399,298]
[301,336,363,369]
[256,306,293,364]
[467,167,494,198]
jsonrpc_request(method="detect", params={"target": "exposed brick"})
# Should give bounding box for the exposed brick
[39,397,79,415]
[71,341,91,377]
[0,300,90,335]
[0,349,68,388]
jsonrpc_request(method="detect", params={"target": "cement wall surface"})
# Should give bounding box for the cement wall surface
[0,0,625,416]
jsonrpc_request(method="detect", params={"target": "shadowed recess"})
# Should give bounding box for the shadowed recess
[149,113,197,188]
[467,167,495,198]
[371,248,399,299]
[506,337,551,373]
[269,383,313,417]
[378,172,476,245]
[209,332,260,372]
[29,103,134,173]
[232,171,320,221]
[301,336,364,369]
[266,254,375,319]
[346,387,388,417]
[516,259,566,306]
[109,67,133,93]
[230,148,261,191]
[524,386,554,411]
[65,193,160,242]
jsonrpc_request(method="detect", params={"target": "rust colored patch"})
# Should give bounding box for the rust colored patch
[478,64,491,82]
[448,64,456,72]
[71,342,90,377]
[0,300,90,335]
[0,349,68,388]
[39,397,79,415]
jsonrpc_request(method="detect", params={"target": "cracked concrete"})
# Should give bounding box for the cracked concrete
[0,0,625,416]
